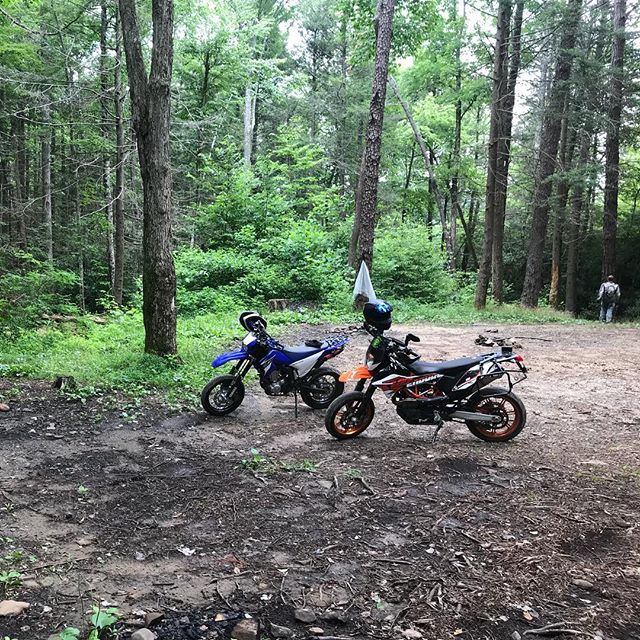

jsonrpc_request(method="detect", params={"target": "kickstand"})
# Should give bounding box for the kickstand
[294,387,299,419]
[431,413,444,444]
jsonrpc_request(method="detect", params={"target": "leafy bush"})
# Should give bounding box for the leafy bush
[175,219,349,312]
[0,250,80,329]
[373,224,454,302]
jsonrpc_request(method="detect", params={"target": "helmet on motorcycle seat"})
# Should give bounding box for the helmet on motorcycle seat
[363,300,393,330]
[239,311,268,332]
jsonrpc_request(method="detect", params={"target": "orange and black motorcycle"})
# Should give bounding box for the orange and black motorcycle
[325,301,528,443]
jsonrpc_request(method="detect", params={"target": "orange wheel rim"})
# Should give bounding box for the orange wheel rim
[473,396,521,440]
[334,400,372,436]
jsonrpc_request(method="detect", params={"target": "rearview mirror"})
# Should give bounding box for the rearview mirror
[405,333,420,345]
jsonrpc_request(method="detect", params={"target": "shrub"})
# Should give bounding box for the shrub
[373,224,454,302]
[0,250,80,329]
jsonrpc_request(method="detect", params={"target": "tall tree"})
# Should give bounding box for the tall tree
[113,6,126,305]
[119,0,177,355]
[101,1,115,291]
[521,0,582,307]
[491,0,524,304]
[350,0,396,271]
[548,108,576,308]
[41,99,53,264]
[474,0,511,309]
[602,0,626,279]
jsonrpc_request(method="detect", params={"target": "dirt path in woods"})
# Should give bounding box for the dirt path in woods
[1,322,639,640]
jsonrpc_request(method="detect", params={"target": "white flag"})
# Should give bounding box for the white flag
[352,261,377,301]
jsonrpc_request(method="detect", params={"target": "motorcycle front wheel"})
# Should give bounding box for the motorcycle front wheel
[464,387,526,442]
[201,375,245,416]
[300,367,344,409]
[325,391,375,440]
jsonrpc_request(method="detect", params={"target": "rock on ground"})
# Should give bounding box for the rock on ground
[131,629,157,640]
[231,618,260,640]
[0,600,30,616]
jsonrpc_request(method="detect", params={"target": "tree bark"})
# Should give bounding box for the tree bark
[119,0,177,355]
[565,134,589,314]
[521,0,582,307]
[41,100,53,264]
[101,1,116,293]
[353,0,396,271]
[548,112,576,308]
[602,0,626,279]
[491,0,524,303]
[12,115,27,248]
[475,0,511,309]
[113,6,126,305]
[243,83,256,166]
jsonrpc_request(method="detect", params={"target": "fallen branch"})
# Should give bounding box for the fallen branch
[523,622,583,636]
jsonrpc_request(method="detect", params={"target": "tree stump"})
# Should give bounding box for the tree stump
[268,299,290,312]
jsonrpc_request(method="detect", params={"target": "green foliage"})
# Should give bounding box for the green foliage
[88,605,120,639]
[0,570,22,592]
[176,218,349,311]
[373,223,454,301]
[241,449,318,474]
[0,250,80,329]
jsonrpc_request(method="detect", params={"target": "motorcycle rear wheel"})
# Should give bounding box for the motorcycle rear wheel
[300,367,344,409]
[325,391,375,440]
[464,387,526,442]
[201,375,245,416]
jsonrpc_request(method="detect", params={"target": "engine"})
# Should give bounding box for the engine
[396,398,444,424]
[261,369,293,395]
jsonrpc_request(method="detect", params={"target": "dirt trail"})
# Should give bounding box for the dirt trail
[1,323,639,640]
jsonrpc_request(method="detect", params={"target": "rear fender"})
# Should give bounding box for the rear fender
[212,350,247,368]
[339,366,373,383]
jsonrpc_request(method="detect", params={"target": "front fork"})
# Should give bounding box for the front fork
[229,359,252,390]
[354,380,375,416]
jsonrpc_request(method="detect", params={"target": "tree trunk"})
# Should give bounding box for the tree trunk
[41,100,53,264]
[602,0,626,279]
[12,115,27,248]
[101,1,116,293]
[353,0,396,271]
[491,0,524,303]
[521,0,582,307]
[401,143,415,223]
[113,6,126,305]
[71,124,85,313]
[243,83,256,166]
[549,112,576,308]
[119,0,177,355]
[565,134,590,314]
[475,0,511,309]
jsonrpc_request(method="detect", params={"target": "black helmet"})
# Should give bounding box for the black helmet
[363,300,393,330]
[239,311,267,332]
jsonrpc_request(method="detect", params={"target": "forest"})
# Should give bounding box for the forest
[0,0,638,362]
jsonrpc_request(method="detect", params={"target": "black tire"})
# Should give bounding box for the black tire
[300,367,345,409]
[325,391,375,440]
[464,386,526,442]
[201,375,245,416]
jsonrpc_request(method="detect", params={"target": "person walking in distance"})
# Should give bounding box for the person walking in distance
[597,275,621,323]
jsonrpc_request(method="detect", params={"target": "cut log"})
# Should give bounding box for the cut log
[268,299,291,312]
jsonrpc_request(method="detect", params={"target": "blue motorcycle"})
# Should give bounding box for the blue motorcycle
[201,311,348,416]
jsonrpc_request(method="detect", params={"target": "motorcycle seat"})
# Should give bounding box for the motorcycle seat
[282,344,324,360]
[410,355,486,375]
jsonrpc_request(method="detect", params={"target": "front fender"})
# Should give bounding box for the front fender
[339,366,373,382]
[212,350,247,368]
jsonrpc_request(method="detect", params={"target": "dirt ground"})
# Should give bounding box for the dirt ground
[1,322,639,640]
